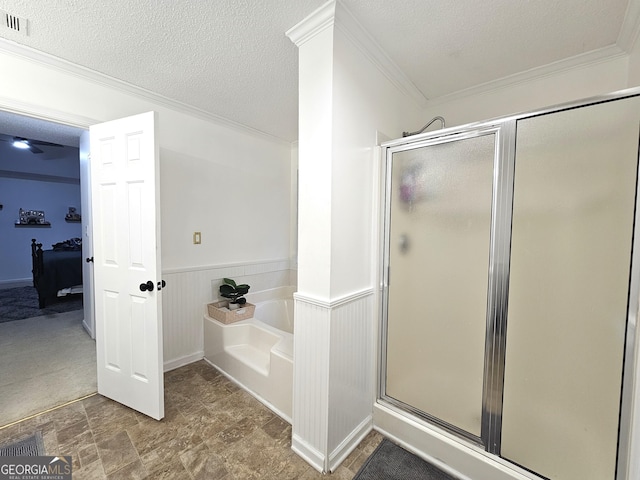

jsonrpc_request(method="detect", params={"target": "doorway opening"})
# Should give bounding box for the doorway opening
[0,109,95,427]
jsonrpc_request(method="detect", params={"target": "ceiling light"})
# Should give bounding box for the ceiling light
[12,139,30,149]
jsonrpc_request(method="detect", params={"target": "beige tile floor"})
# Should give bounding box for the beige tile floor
[0,360,383,479]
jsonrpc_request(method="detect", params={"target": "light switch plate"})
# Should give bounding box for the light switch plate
[193,232,201,244]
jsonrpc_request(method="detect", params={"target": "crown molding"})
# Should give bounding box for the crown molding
[286,0,428,108]
[618,0,640,52]
[0,38,292,146]
[333,1,428,108]
[426,44,627,108]
[286,1,336,47]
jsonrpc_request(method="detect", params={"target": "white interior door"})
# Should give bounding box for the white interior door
[90,111,164,420]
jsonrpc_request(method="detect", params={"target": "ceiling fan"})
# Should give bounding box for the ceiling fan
[0,134,64,154]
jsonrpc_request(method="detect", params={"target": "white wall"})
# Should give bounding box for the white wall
[330,26,424,297]
[289,141,299,273]
[296,24,335,300]
[420,54,629,130]
[160,139,291,271]
[0,44,293,366]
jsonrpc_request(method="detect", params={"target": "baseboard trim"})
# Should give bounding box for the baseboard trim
[81,318,94,339]
[328,415,373,472]
[291,434,326,474]
[164,352,203,372]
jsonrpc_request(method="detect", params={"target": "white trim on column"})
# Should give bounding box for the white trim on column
[285,0,428,108]
[328,416,373,472]
[291,434,327,474]
[294,287,374,309]
[285,1,336,47]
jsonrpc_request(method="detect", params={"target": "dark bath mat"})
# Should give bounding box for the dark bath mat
[0,431,45,456]
[353,438,458,480]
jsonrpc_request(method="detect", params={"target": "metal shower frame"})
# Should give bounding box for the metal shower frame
[377,87,640,480]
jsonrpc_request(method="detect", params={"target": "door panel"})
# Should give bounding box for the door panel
[90,111,164,420]
[384,132,496,437]
[501,98,640,480]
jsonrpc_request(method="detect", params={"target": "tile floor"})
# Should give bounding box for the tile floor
[0,360,383,479]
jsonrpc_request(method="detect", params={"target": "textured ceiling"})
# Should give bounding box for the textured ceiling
[0,0,636,143]
[0,110,83,147]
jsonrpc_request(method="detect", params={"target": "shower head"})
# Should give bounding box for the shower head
[403,116,446,137]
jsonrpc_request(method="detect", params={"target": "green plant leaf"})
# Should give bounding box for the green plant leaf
[220,284,235,295]
[223,278,237,288]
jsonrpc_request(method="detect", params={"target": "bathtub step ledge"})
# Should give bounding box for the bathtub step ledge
[224,344,270,376]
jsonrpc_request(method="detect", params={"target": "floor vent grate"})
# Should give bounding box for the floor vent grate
[1,10,28,36]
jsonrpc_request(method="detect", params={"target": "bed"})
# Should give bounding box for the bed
[31,238,83,308]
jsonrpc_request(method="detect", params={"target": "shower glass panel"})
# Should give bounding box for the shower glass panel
[501,97,640,480]
[384,132,496,438]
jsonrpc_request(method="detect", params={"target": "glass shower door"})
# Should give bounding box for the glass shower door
[380,92,640,480]
[501,97,640,480]
[383,131,497,440]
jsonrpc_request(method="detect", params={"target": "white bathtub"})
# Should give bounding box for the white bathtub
[203,287,294,422]
[253,297,294,334]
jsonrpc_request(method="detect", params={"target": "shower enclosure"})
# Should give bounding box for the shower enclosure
[379,91,640,480]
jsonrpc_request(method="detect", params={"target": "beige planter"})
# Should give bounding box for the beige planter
[207,301,256,324]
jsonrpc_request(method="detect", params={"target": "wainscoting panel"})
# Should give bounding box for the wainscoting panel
[328,290,374,464]
[161,260,293,371]
[292,288,375,472]
[292,297,331,471]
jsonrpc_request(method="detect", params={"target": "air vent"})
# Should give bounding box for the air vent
[0,10,28,36]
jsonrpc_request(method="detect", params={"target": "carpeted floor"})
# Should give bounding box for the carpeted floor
[0,286,83,323]
[354,438,458,480]
[0,309,97,427]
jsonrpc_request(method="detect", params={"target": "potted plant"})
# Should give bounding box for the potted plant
[219,278,250,310]
[207,278,256,324]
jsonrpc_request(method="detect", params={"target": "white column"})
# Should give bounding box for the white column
[287,0,427,472]
[287,1,375,473]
